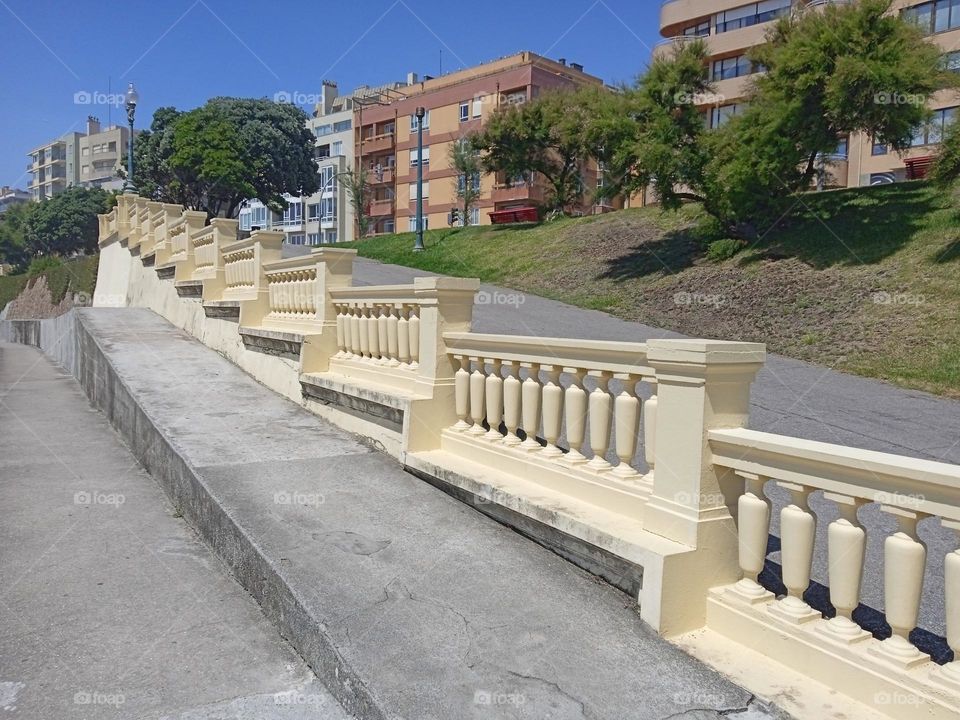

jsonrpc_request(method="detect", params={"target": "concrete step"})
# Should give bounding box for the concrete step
[7,308,780,720]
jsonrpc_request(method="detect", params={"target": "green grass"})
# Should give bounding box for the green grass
[0,255,99,312]
[338,182,960,397]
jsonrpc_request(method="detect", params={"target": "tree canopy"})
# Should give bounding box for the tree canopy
[22,187,114,258]
[134,97,319,218]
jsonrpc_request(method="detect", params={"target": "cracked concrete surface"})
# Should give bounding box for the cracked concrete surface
[31,307,782,720]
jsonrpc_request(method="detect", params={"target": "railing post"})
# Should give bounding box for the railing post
[198,218,238,302]
[171,210,208,283]
[297,248,356,373]
[643,339,765,548]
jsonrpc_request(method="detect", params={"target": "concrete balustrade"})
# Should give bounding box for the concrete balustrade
[93,194,960,718]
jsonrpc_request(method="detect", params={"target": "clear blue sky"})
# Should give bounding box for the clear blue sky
[0,0,660,189]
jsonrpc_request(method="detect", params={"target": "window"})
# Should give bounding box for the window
[333,119,352,133]
[81,147,89,156]
[319,166,338,191]
[308,203,320,220]
[251,206,267,228]
[472,98,483,118]
[682,20,710,37]
[410,111,430,131]
[314,123,333,137]
[503,91,526,105]
[108,141,116,152]
[307,233,320,245]
[324,229,338,244]
[872,139,888,156]
[910,106,958,146]
[81,165,89,175]
[469,207,479,226]
[456,172,481,193]
[316,144,331,160]
[709,103,743,128]
[408,216,429,232]
[410,147,430,166]
[714,0,791,34]
[239,212,251,231]
[903,0,960,35]
[834,138,848,158]
[382,219,395,234]
[331,140,343,156]
[409,181,430,200]
[711,55,753,81]
[943,50,960,72]
[288,233,306,245]
[320,197,336,221]
[459,102,470,122]
[283,201,303,226]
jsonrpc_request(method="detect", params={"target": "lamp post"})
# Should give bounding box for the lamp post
[413,106,425,252]
[123,82,139,193]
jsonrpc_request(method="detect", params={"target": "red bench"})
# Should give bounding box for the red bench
[904,155,935,180]
[489,206,539,224]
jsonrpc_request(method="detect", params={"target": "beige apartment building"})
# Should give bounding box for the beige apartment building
[355,52,610,235]
[658,0,960,186]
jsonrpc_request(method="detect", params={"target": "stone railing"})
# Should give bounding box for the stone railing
[708,428,960,717]
[441,333,658,518]
[95,193,960,718]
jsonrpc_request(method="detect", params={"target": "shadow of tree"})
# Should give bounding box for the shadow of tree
[598,227,705,281]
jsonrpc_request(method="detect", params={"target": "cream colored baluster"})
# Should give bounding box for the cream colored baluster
[770,482,821,624]
[408,305,420,370]
[358,305,370,359]
[268,277,278,317]
[483,359,504,442]
[386,306,400,366]
[452,355,471,431]
[340,305,353,358]
[502,361,522,446]
[643,384,657,476]
[278,274,288,317]
[519,363,542,451]
[939,520,960,686]
[225,256,234,287]
[586,372,612,471]
[468,358,486,436]
[334,304,345,357]
[821,494,870,642]
[611,376,641,478]
[561,368,588,465]
[367,305,381,361]
[350,305,362,358]
[377,304,389,364]
[397,306,410,367]
[730,473,774,603]
[540,366,563,458]
[873,507,930,668]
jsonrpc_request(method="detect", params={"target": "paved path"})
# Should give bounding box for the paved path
[0,341,352,719]
[350,257,960,466]
[54,308,776,720]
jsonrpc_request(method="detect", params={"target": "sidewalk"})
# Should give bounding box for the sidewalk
[0,341,352,719]
[349,256,960,465]
[22,307,778,720]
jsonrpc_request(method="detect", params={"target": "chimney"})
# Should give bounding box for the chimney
[558,58,566,66]
[320,81,338,115]
[406,71,418,85]
[570,62,584,72]
[86,116,100,135]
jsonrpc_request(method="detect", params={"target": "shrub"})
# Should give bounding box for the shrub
[27,256,62,277]
[706,238,745,262]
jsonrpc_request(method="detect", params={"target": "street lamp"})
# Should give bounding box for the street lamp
[413,106,425,252]
[123,82,139,193]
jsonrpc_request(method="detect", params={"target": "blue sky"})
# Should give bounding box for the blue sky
[0,0,660,189]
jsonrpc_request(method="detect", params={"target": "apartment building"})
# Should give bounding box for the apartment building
[27,117,133,200]
[354,52,607,236]
[0,186,31,214]
[658,0,960,186]
[239,80,408,244]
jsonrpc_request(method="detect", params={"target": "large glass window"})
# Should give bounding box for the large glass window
[910,106,958,146]
[714,0,791,34]
[903,0,960,35]
[283,201,302,226]
[709,103,743,128]
[410,147,430,166]
[410,111,431,131]
[711,55,753,81]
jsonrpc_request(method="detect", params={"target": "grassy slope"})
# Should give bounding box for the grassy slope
[0,255,99,312]
[338,181,960,397]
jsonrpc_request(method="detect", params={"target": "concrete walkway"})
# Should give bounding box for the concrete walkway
[349,256,960,466]
[0,342,352,719]
[23,308,779,720]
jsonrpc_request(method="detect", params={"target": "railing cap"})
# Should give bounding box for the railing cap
[310,247,357,259]
[210,217,239,229]
[647,338,766,366]
[413,276,480,292]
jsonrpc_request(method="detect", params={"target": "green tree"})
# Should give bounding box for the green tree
[341,167,371,238]
[448,137,482,225]
[931,117,960,186]
[473,89,593,214]
[0,202,35,270]
[133,98,319,218]
[23,186,112,257]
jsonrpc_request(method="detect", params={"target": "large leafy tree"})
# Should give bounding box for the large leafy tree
[133,98,319,218]
[448,137,482,225]
[0,202,35,269]
[23,186,113,256]
[472,89,593,214]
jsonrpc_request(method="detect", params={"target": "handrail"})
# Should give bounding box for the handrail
[709,427,960,520]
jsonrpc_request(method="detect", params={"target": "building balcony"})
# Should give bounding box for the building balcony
[368,198,395,217]
[491,183,546,205]
[361,132,396,155]
[368,167,395,185]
